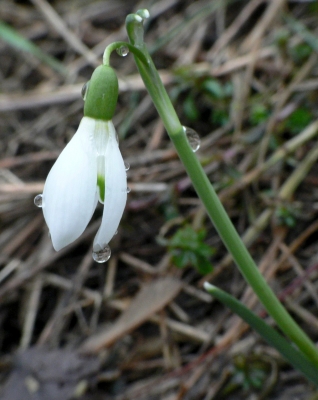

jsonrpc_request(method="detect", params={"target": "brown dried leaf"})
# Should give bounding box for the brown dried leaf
[81,277,183,354]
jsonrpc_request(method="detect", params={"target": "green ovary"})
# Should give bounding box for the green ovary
[97,175,105,203]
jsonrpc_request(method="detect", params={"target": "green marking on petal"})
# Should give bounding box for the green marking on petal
[97,174,105,203]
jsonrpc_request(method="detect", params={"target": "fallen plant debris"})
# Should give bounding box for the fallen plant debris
[1,0,318,399]
[2,347,102,400]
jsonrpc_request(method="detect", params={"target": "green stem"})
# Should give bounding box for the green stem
[103,41,148,66]
[125,12,318,367]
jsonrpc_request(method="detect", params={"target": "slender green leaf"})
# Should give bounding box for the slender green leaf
[204,283,318,387]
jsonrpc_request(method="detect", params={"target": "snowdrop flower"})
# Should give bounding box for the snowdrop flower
[35,65,127,262]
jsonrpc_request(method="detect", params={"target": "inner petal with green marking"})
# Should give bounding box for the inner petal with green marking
[97,155,105,203]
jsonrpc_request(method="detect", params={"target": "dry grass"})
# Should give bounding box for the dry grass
[1,0,318,398]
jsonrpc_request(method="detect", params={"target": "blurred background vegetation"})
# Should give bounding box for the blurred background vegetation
[1,0,318,398]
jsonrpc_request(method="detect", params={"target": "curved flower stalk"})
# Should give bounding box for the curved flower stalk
[35,65,127,262]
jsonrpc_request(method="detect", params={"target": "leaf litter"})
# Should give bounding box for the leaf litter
[1,0,318,399]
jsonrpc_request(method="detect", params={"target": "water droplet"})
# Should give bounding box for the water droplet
[126,186,131,194]
[116,46,129,57]
[124,161,130,171]
[81,80,90,100]
[183,126,200,152]
[34,194,43,207]
[92,244,111,263]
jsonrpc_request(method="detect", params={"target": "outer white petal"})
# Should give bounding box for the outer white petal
[93,122,127,250]
[43,117,97,251]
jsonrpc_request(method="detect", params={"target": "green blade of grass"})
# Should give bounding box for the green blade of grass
[0,21,67,76]
[204,282,318,387]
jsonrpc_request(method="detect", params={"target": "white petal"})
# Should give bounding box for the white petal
[43,117,97,251]
[93,122,127,250]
